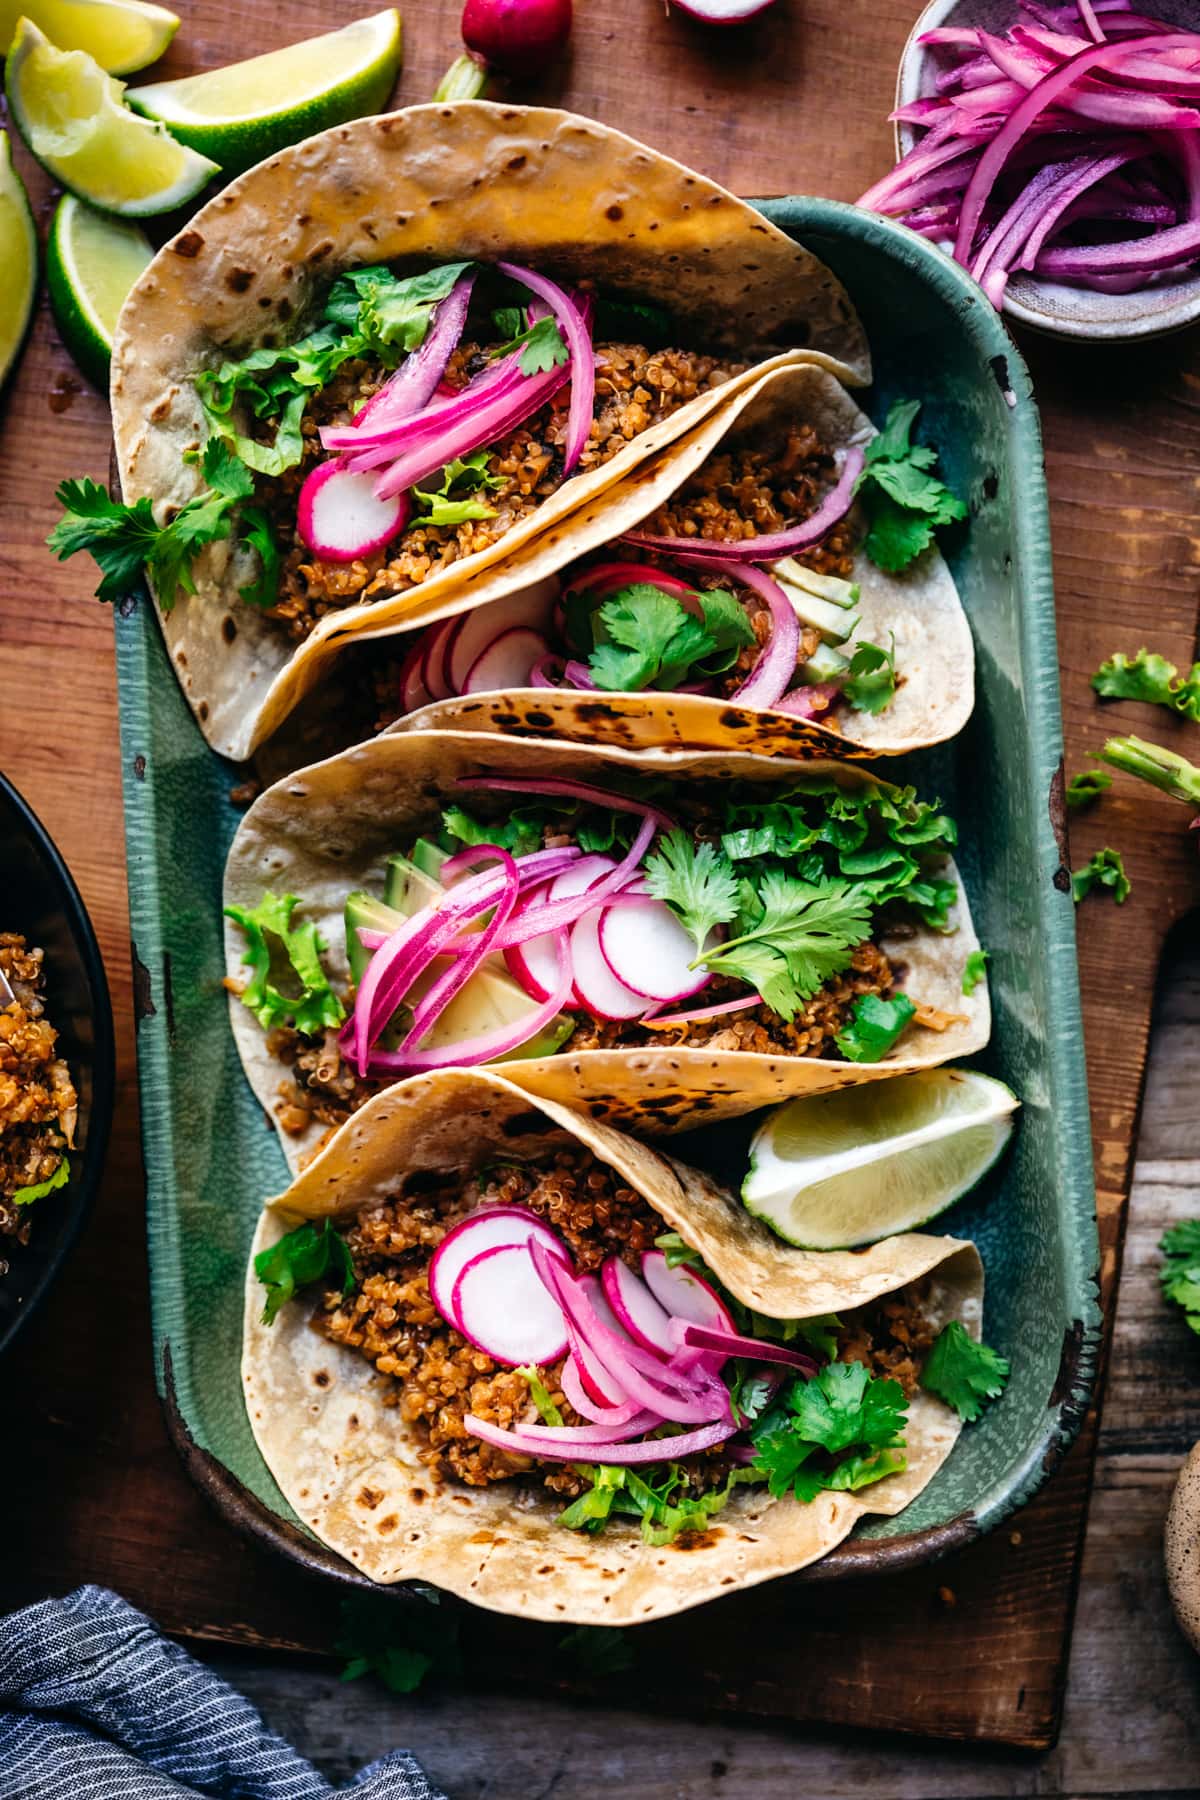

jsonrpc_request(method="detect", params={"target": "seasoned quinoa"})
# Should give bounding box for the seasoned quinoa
[0,934,76,1270]
[318,1147,664,1493]
[261,341,746,643]
[315,1147,938,1499]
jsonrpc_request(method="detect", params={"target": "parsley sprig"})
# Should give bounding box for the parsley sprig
[749,1361,909,1502]
[254,1218,355,1326]
[49,440,277,614]
[856,400,967,574]
[224,890,346,1036]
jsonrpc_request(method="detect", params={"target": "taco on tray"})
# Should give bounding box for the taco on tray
[223,732,989,1169]
[372,364,973,759]
[80,103,870,762]
[243,1069,996,1622]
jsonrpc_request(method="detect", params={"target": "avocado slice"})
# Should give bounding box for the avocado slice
[344,890,406,987]
[497,1013,576,1062]
[411,837,450,883]
[800,639,852,681]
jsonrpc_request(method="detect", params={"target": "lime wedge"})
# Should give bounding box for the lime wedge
[742,1069,1019,1250]
[0,130,36,387]
[0,0,179,75]
[6,18,219,217]
[126,10,402,176]
[47,193,152,387]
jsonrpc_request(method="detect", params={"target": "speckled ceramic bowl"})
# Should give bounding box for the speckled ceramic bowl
[114,197,1100,1595]
[897,0,1200,342]
[0,775,114,1358]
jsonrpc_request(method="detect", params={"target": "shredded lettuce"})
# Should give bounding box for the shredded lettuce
[224,891,345,1036]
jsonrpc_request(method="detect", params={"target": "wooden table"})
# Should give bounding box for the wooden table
[1,0,1199,1755]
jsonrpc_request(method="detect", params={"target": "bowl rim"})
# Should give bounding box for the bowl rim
[0,771,116,1358]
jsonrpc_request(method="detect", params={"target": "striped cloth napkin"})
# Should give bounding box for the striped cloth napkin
[0,1586,447,1799]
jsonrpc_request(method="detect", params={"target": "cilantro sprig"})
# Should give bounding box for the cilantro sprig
[843,636,897,714]
[570,581,756,693]
[224,890,346,1037]
[920,1321,1009,1422]
[254,1217,355,1326]
[1160,1222,1200,1336]
[49,440,276,614]
[1092,647,1200,722]
[749,1361,909,1503]
[489,311,570,376]
[1071,846,1130,905]
[833,992,916,1062]
[856,400,967,574]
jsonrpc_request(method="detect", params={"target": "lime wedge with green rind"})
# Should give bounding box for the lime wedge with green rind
[0,129,36,388]
[0,0,179,76]
[126,10,402,176]
[742,1068,1019,1250]
[6,18,218,217]
[47,192,152,388]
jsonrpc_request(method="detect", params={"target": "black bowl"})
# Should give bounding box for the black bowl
[0,775,114,1356]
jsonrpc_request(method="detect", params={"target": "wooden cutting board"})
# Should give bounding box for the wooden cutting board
[1,0,1197,1750]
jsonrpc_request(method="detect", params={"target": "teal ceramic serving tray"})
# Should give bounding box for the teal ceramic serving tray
[115,197,1101,1590]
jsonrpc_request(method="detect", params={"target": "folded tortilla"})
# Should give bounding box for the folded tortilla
[384,362,974,758]
[242,1067,982,1622]
[224,730,990,1170]
[111,102,870,762]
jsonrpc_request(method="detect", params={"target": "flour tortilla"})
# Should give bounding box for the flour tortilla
[224,732,990,1170]
[388,362,974,758]
[242,1068,982,1622]
[111,101,869,762]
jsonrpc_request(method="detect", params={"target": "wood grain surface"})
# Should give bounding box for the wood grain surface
[0,0,1198,1755]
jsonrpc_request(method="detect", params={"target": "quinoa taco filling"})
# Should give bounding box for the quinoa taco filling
[254,1141,1004,1545]
[0,934,76,1272]
[52,262,747,647]
[226,769,968,1147]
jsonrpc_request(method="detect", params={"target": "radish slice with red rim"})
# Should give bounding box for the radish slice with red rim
[463,627,551,693]
[503,884,571,1003]
[421,618,461,702]
[447,578,559,691]
[600,1255,675,1357]
[399,636,435,714]
[597,897,712,1003]
[566,1321,629,1408]
[547,855,617,901]
[570,907,647,1020]
[297,461,409,564]
[641,1251,735,1333]
[428,1208,569,1329]
[451,1241,570,1366]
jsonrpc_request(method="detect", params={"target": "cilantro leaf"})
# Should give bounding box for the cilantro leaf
[701,874,874,1017]
[1092,647,1200,722]
[11,1156,69,1206]
[750,1362,909,1501]
[833,991,917,1062]
[1071,846,1130,905]
[224,890,346,1037]
[488,311,570,375]
[325,262,473,354]
[237,506,279,609]
[844,637,897,715]
[920,1320,1010,1421]
[644,829,741,951]
[1159,1222,1200,1336]
[491,306,524,340]
[558,1626,635,1676]
[962,947,989,996]
[335,1591,461,1695]
[791,1446,907,1503]
[254,1218,354,1325]
[856,401,966,573]
[584,582,751,693]
[1065,769,1112,810]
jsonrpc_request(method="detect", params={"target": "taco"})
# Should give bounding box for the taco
[90,103,869,763]
[223,732,988,1169]
[373,363,973,759]
[242,1069,994,1622]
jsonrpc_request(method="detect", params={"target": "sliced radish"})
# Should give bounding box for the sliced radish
[464,627,551,694]
[579,1271,623,1338]
[561,1343,630,1415]
[504,883,572,1004]
[398,637,435,714]
[421,618,462,702]
[570,907,648,1020]
[597,898,712,1004]
[547,855,617,901]
[600,1255,674,1357]
[641,1251,735,1333]
[447,577,560,691]
[451,1242,569,1367]
[670,0,777,23]
[297,460,408,564]
[428,1208,568,1329]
